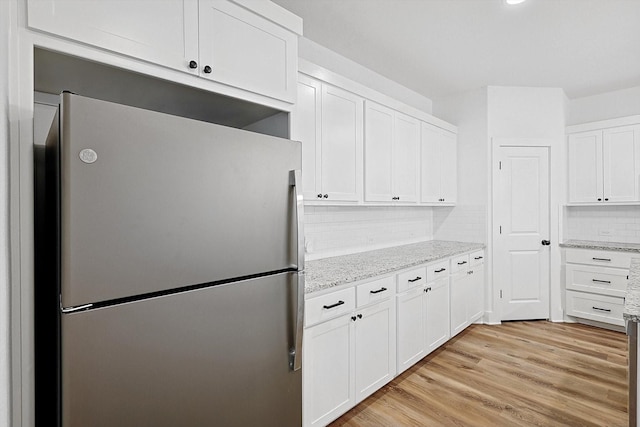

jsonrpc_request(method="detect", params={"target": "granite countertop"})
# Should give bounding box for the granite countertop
[624,259,640,323]
[560,239,640,253]
[304,240,485,294]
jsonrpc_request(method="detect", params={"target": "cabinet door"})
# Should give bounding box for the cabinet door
[425,276,450,354]
[198,0,297,102]
[364,101,394,202]
[303,315,355,427]
[393,113,420,202]
[293,75,322,201]
[321,85,364,202]
[603,125,640,202]
[354,299,396,403]
[568,131,603,203]
[27,0,199,74]
[420,123,442,203]
[450,270,470,337]
[439,130,457,203]
[396,287,426,374]
[467,264,485,323]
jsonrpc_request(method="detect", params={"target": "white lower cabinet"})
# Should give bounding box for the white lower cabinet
[304,249,484,426]
[303,278,395,427]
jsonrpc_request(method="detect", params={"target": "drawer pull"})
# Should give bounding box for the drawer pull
[591,279,611,284]
[435,268,446,273]
[323,300,345,310]
[592,306,612,313]
[474,256,483,260]
[370,287,388,294]
[592,257,612,262]
[457,261,468,265]
[408,276,422,283]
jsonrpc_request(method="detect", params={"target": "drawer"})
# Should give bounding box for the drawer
[565,248,632,269]
[357,276,395,308]
[450,254,470,273]
[397,267,427,293]
[305,287,356,328]
[565,290,625,327]
[470,250,485,266]
[566,264,629,298]
[427,260,449,282]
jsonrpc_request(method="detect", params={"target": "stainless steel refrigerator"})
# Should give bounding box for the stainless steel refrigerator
[35,93,304,427]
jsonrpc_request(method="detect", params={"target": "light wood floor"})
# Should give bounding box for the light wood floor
[330,321,628,427]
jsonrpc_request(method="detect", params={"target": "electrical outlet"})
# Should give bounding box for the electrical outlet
[599,229,611,236]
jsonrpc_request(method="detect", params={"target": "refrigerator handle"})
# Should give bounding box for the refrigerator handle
[290,272,305,371]
[289,170,305,271]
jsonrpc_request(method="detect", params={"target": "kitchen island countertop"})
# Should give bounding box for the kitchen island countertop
[304,240,484,294]
[624,258,640,323]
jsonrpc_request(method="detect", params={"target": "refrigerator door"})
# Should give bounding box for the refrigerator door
[60,272,302,427]
[55,93,301,308]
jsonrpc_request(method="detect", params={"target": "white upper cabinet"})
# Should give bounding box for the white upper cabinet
[568,124,640,204]
[364,101,419,203]
[319,84,364,202]
[27,0,299,103]
[421,123,457,204]
[293,77,364,203]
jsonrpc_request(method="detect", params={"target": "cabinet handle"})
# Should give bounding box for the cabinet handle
[592,306,611,313]
[408,276,422,282]
[592,279,611,284]
[435,268,446,273]
[592,257,611,262]
[370,287,387,294]
[351,316,357,321]
[357,314,363,319]
[203,65,212,74]
[323,194,328,198]
[323,300,345,310]
[597,198,602,201]
[474,256,483,260]
[605,198,609,201]
[317,193,322,198]
[188,60,198,69]
[457,261,467,265]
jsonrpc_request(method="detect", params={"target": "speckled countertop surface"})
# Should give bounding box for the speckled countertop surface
[560,239,640,253]
[305,240,484,294]
[624,259,640,322]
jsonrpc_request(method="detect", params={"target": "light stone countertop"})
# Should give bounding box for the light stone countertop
[304,240,485,294]
[624,259,640,323]
[560,239,640,253]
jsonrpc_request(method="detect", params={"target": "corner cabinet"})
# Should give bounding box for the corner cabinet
[292,75,364,203]
[421,122,457,204]
[567,122,640,204]
[27,0,300,103]
[364,101,420,203]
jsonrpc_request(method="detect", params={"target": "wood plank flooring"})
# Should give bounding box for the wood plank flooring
[330,321,628,427]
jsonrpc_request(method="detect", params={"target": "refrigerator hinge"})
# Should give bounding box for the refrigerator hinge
[60,297,93,313]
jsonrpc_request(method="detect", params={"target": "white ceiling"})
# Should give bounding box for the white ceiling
[271,0,640,101]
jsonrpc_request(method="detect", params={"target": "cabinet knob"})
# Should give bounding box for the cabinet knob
[317,194,322,198]
[203,65,212,74]
[604,198,609,201]
[351,316,357,321]
[323,194,328,198]
[597,198,602,201]
[357,314,363,319]
[188,60,198,69]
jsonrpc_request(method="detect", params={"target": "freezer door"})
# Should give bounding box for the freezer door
[61,273,302,427]
[56,93,301,308]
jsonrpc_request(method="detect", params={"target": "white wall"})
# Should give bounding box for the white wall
[305,206,433,260]
[0,0,11,423]
[432,88,488,244]
[567,86,640,125]
[487,86,566,323]
[298,37,433,114]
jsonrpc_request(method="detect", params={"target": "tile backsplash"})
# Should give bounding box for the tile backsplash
[565,205,640,243]
[304,206,433,260]
[432,204,487,244]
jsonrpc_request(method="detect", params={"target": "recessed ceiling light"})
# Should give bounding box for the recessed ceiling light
[505,0,527,5]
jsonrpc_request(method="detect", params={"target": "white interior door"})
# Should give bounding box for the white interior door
[495,146,550,321]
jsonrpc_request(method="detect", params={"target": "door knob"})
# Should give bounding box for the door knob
[541,240,551,246]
